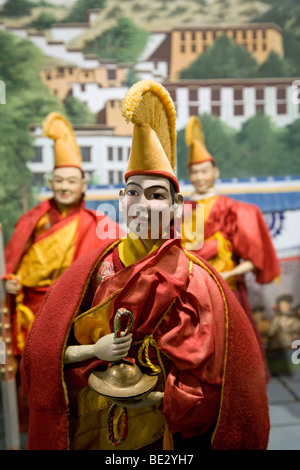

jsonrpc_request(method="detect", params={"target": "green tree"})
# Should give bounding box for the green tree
[0,0,33,17]
[64,95,95,125]
[179,34,258,79]
[236,113,284,177]
[279,119,300,175]
[257,51,294,78]
[253,0,300,75]
[63,0,107,23]
[176,113,240,180]
[28,12,57,30]
[0,31,63,244]
[83,16,148,63]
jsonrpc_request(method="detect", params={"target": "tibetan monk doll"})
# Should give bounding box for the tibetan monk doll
[4,112,123,357]
[21,81,270,451]
[181,116,280,320]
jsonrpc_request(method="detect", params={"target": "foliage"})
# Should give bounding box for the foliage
[0,0,34,17]
[179,35,259,79]
[253,0,300,75]
[28,12,57,30]
[83,16,148,63]
[63,0,107,23]
[64,96,95,125]
[0,31,63,244]
[176,113,300,181]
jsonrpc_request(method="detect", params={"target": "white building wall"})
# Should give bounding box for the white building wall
[29,131,132,187]
[221,87,233,123]
[198,87,211,114]
[71,83,129,113]
[244,87,256,120]
[50,26,88,43]
[175,87,190,130]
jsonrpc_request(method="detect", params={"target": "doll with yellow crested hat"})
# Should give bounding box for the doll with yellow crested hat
[3,112,123,433]
[21,81,270,451]
[181,115,280,323]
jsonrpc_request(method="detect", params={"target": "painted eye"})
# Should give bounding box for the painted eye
[126,189,138,196]
[149,193,165,200]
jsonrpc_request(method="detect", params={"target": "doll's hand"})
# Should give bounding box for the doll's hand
[93,332,133,362]
[5,278,21,295]
[112,391,164,409]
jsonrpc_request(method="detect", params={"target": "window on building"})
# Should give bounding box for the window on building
[211,89,220,101]
[277,103,287,114]
[262,30,266,39]
[118,147,123,161]
[211,105,221,117]
[234,89,243,101]
[181,44,185,53]
[242,30,247,40]
[80,147,91,162]
[256,104,264,114]
[81,84,85,92]
[108,170,114,184]
[127,148,131,159]
[108,69,116,80]
[46,73,51,80]
[256,88,264,100]
[118,171,123,184]
[203,31,207,40]
[181,31,185,41]
[191,44,196,53]
[108,147,113,161]
[277,88,286,100]
[191,31,196,41]
[57,67,65,77]
[253,30,257,39]
[189,106,198,116]
[33,146,43,163]
[189,89,198,101]
[262,42,267,51]
[234,104,244,116]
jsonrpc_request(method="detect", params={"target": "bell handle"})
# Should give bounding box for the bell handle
[114,308,134,338]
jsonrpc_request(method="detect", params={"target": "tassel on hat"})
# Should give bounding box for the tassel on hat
[43,112,82,170]
[121,80,179,192]
[185,116,215,166]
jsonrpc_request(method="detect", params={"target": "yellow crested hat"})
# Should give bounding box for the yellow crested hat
[121,80,179,192]
[43,112,82,170]
[185,116,215,166]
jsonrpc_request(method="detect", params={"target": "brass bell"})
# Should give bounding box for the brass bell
[88,308,158,400]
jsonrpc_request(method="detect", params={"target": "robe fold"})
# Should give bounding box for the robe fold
[21,236,270,450]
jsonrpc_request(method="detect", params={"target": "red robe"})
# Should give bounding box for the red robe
[184,195,280,315]
[20,237,270,450]
[5,197,124,354]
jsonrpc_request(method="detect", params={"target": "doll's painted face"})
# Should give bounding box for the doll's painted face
[48,167,87,210]
[120,174,182,239]
[189,161,219,194]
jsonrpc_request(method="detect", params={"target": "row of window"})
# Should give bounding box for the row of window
[179,29,268,41]
[45,68,117,81]
[175,87,288,102]
[179,41,269,53]
[189,103,289,117]
[33,146,131,164]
